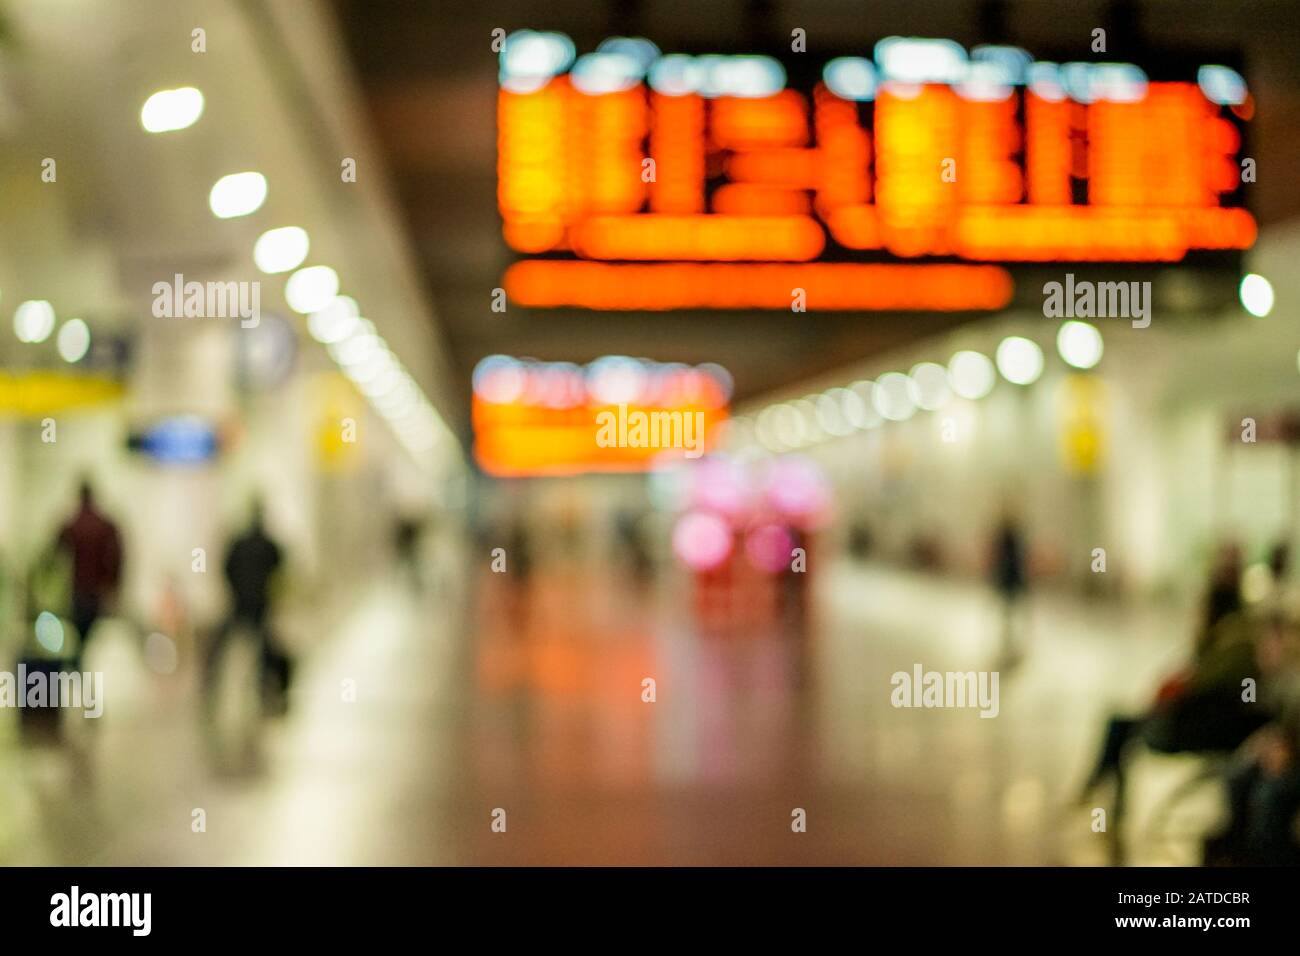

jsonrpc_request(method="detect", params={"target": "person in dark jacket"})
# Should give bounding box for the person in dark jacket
[57,481,123,668]
[991,516,1028,668]
[1204,609,1300,865]
[1205,715,1300,866]
[204,502,286,712]
[1078,608,1282,864]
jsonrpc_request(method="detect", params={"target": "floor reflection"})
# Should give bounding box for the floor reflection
[1,554,1199,865]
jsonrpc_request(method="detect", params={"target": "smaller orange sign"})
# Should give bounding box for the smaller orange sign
[472,357,730,476]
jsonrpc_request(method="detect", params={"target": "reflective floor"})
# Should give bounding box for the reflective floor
[0,555,1214,866]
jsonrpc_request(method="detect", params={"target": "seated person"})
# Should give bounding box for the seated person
[1204,708,1300,865]
[1079,608,1283,805]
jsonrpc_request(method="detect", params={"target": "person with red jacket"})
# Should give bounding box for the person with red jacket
[57,481,123,668]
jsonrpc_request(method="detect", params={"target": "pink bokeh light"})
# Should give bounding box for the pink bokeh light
[672,510,734,571]
[744,522,795,574]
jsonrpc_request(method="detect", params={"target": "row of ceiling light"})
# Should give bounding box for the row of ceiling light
[10,300,91,362]
[12,84,447,461]
[2,89,211,362]
[733,322,1106,454]
[733,271,1280,455]
[10,86,444,461]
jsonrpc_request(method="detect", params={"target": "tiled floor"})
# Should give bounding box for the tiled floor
[0,557,1212,865]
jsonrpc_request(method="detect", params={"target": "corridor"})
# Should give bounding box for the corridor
[1,555,1208,866]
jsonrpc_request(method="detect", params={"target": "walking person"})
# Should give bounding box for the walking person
[991,515,1028,669]
[56,481,123,669]
[204,502,288,717]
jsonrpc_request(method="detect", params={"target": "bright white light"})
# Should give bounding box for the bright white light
[209,171,267,219]
[596,37,661,71]
[571,52,643,94]
[820,388,857,436]
[35,611,64,652]
[385,400,416,423]
[823,57,876,100]
[502,30,574,76]
[649,54,785,98]
[873,371,917,421]
[956,60,1014,101]
[500,30,575,92]
[1028,61,1066,102]
[971,45,1032,83]
[285,265,339,314]
[1060,63,1098,103]
[14,300,55,343]
[771,403,807,447]
[793,398,826,444]
[813,393,848,436]
[376,375,416,410]
[56,318,90,363]
[908,362,952,411]
[1054,61,1147,103]
[996,336,1044,386]
[1091,63,1148,102]
[345,348,395,385]
[700,55,786,98]
[361,366,403,399]
[380,397,416,423]
[586,356,646,404]
[1198,65,1248,105]
[848,380,883,428]
[947,350,995,399]
[333,332,380,368]
[649,54,705,95]
[755,405,785,451]
[308,296,360,344]
[874,37,967,85]
[1056,320,1104,369]
[1240,273,1274,317]
[253,226,310,274]
[140,86,204,133]
[378,378,418,417]
[473,355,526,404]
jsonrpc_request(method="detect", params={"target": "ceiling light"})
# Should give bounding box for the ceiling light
[209,171,267,219]
[140,87,204,133]
[254,226,310,274]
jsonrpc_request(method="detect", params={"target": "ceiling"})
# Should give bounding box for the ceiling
[2,0,1297,444]
[0,0,459,459]
[328,0,1300,410]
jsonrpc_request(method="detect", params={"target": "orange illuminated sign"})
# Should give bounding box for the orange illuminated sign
[471,356,731,476]
[497,39,1256,311]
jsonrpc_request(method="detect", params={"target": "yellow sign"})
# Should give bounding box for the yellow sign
[1059,374,1107,475]
[0,371,124,417]
[314,372,363,472]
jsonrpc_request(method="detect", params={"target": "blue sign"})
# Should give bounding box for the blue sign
[131,416,219,464]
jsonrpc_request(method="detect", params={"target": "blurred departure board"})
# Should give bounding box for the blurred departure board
[471,355,731,476]
[497,34,1255,311]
